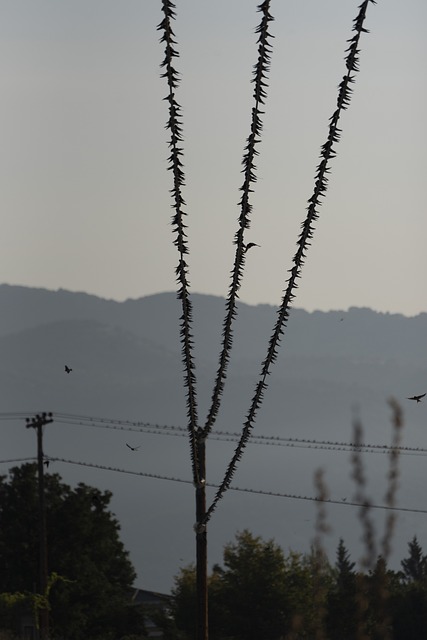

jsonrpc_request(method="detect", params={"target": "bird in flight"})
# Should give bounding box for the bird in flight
[126,443,141,451]
[65,365,72,374]
[244,242,260,253]
[407,393,426,403]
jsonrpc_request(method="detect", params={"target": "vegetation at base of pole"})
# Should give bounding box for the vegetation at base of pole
[0,464,147,640]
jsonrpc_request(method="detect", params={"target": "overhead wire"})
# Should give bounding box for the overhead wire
[1,445,426,516]
[2,410,427,456]
[0,457,37,465]
[2,410,426,515]
[23,455,427,516]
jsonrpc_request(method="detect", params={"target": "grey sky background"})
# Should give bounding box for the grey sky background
[1,1,426,315]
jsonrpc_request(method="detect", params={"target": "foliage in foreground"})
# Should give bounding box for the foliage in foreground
[0,464,146,640]
[159,530,427,640]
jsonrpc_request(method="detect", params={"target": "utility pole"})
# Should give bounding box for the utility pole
[26,412,53,640]
[195,430,208,640]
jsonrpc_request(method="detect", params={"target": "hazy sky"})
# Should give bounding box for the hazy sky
[1,1,426,315]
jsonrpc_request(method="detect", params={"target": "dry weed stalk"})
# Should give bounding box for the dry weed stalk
[381,398,403,560]
[312,468,331,640]
[294,402,403,639]
[351,401,403,640]
[351,416,377,571]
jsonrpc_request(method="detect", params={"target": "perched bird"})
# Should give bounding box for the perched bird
[126,443,141,451]
[244,242,260,253]
[65,365,72,374]
[44,460,50,468]
[407,393,426,403]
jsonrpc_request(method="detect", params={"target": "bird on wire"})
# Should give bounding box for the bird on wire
[407,393,426,403]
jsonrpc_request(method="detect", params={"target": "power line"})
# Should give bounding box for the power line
[48,413,427,456]
[41,456,427,516]
[0,457,37,464]
[41,416,427,457]
[2,410,427,456]
[0,412,41,419]
[2,455,426,515]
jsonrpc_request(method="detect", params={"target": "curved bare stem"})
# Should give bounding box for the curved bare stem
[158,0,199,484]
[381,399,403,561]
[203,0,377,524]
[203,1,275,437]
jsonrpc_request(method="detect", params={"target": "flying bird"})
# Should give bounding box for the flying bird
[407,393,426,403]
[244,242,260,253]
[64,365,72,374]
[126,443,141,451]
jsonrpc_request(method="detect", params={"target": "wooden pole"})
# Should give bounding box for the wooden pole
[26,412,53,640]
[195,433,208,640]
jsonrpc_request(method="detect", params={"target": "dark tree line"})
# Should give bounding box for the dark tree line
[157,530,427,640]
[0,464,146,640]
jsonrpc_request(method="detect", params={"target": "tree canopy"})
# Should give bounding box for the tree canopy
[162,529,427,640]
[0,463,146,640]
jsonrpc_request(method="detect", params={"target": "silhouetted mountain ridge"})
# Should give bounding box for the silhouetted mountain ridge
[1,284,425,366]
[0,282,425,431]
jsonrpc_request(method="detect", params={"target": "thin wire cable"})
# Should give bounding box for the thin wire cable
[39,456,427,516]
[2,411,427,456]
[50,412,427,454]
[0,457,37,464]
[1,456,425,515]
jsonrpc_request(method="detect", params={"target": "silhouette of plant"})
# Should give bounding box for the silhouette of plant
[204,0,377,525]
[158,1,378,636]
[158,0,200,485]
[380,398,403,560]
[352,399,403,640]
[203,0,274,438]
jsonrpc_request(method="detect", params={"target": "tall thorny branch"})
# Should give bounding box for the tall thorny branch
[158,0,200,485]
[203,1,274,437]
[203,0,377,525]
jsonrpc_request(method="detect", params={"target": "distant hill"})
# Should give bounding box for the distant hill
[1,283,426,362]
[0,284,426,593]
[0,283,425,420]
